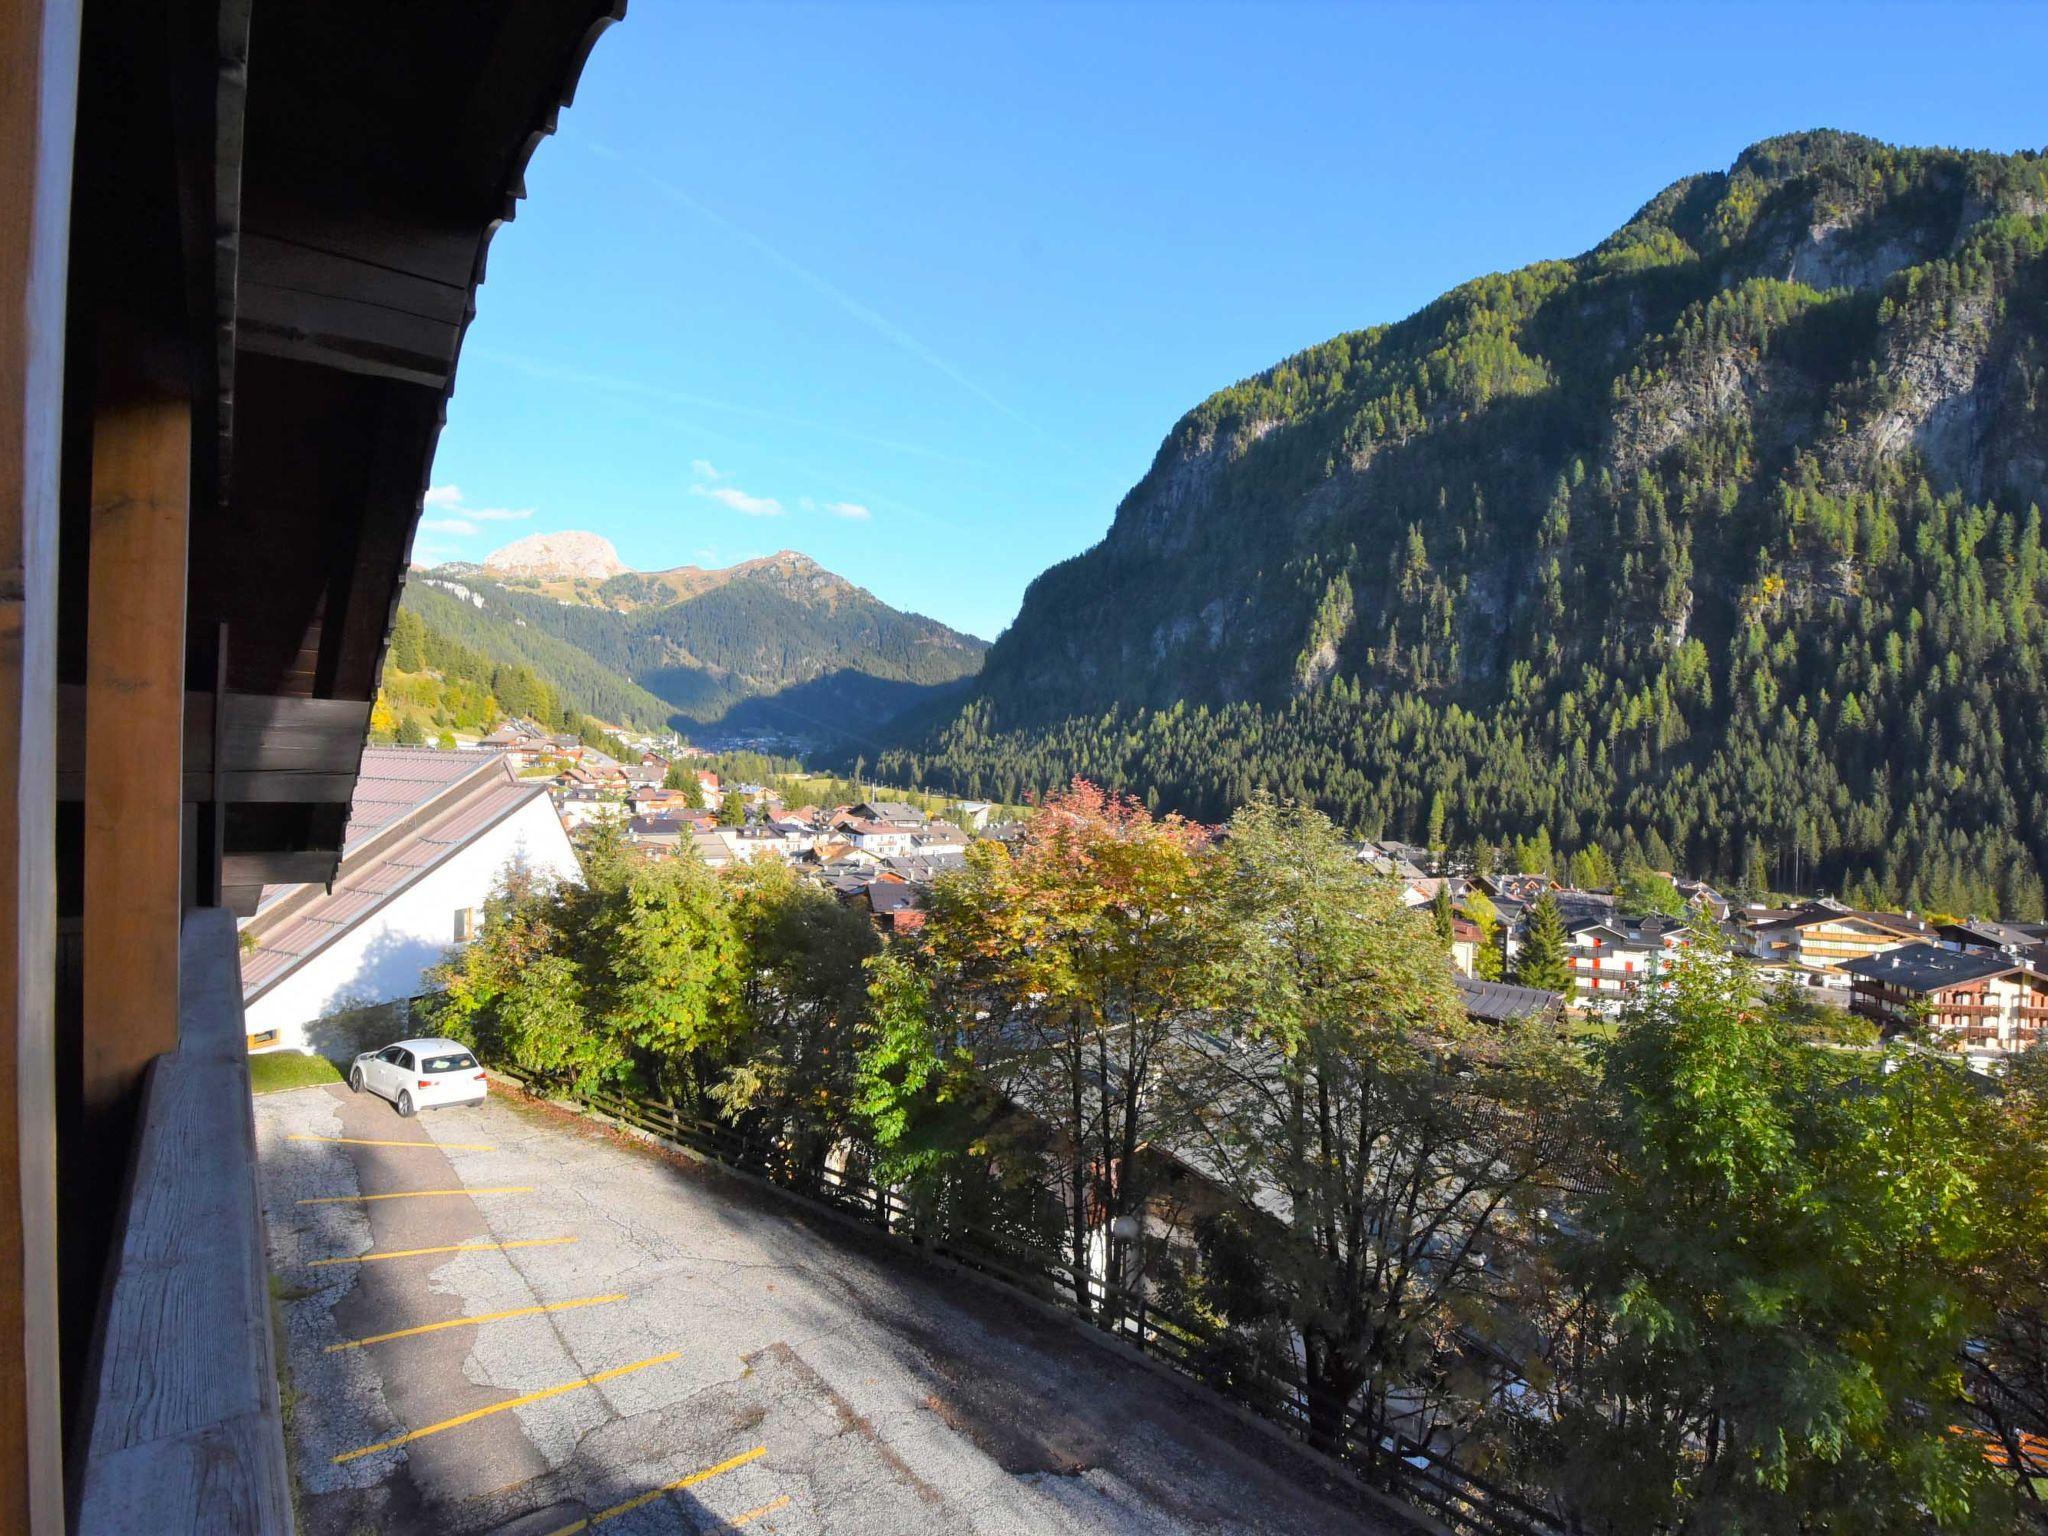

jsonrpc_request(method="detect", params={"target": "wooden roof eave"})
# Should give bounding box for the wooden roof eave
[204,1,626,913]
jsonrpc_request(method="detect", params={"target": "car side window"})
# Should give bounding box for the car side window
[397,1051,415,1073]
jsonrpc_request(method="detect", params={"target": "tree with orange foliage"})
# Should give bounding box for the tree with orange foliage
[917,778,1211,1321]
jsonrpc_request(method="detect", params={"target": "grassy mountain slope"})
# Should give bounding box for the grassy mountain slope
[406,549,988,737]
[401,581,677,729]
[879,132,2048,916]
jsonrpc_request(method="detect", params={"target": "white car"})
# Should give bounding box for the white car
[348,1037,488,1118]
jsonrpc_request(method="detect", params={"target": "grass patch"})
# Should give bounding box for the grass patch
[250,1051,344,1095]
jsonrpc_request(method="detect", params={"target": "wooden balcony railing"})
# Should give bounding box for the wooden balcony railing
[73,908,290,1534]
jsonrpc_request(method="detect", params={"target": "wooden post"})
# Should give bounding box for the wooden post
[0,0,82,1530]
[81,390,190,1125]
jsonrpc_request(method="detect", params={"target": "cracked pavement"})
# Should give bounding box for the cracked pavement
[256,1081,1399,1535]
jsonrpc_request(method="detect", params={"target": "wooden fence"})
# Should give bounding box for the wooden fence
[505,1071,1565,1536]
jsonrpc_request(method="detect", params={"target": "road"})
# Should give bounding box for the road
[255,1079,1401,1536]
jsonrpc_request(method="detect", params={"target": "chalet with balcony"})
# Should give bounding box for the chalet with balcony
[1565,914,1690,1013]
[1741,901,1931,987]
[1841,943,2048,1062]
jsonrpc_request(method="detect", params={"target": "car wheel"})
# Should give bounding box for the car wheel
[396,1090,415,1119]
[348,1067,362,1094]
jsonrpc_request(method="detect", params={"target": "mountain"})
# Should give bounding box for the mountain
[483,530,628,581]
[402,543,988,742]
[879,132,2048,916]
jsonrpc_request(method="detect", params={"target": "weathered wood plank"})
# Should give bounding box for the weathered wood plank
[221,849,337,887]
[76,908,291,1535]
[82,390,190,1124]
[0,0,81,1525]
[236,280,456,389]
[57,686,370,798]
[239,232,468,324]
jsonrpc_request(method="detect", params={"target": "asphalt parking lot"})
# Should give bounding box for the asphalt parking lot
[256,1078,1399,1536]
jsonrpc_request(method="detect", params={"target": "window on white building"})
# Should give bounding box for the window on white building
[453,907,478,942]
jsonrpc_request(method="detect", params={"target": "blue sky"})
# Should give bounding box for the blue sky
[422,1,2046,641]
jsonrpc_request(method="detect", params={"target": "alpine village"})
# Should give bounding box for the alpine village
[4,6,2047,1536]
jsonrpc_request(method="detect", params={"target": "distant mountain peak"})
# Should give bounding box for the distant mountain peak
[483,530,627,581]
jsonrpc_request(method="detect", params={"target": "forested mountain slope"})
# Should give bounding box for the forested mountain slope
[879,132,2048,916]
[403,548,987,737]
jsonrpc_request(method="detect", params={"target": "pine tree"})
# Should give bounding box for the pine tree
[1516,892,1573,994]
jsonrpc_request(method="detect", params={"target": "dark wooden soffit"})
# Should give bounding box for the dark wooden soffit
[191,0,623,909]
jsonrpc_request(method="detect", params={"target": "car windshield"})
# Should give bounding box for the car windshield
[421,1052,477,1074]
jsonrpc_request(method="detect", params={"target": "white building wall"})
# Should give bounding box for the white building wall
[245,796,580,1053]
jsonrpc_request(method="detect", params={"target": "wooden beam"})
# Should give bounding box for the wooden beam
[0,0,80,1528]
[81,390,189,1130]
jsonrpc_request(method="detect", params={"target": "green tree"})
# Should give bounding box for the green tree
[1515,891,1573,993]
[1181,798,1582,1458]
[709,861,880,1176]
[421,867,621,1087]
[719,790,747,827]
[586,858,745,1105]
[663,759,706,807]
[915,780,1211,1321]
[390,607,427,673]
[1516,946,2033,1534]
[1430,880,1455,944]
[1463,887,1505,980]
[1617,861,1686,918]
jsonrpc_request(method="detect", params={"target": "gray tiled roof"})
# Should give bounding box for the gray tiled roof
[1839,942,2028,993]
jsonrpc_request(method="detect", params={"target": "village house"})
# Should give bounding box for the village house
[239,749,580,1056]
[1565,914,1690,1014]
[1741,901,1931,986]
[839,817,924,859]
[1935,916,2048,962]
[554,785,620,831]
[690,830,736,868]
[1450,915,1484,977]
[864,880,928,936]
[1842,943,2048,1063]
[625,815,690,856]
[851,800,929,826]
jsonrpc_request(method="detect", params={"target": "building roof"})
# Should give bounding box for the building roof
[1456,977,1565,1023]
[341,747,498,857]
[1937,917,2042,952]
[626,816,685,840]
[241,761,552,1002]
[866,882,925,916]
[1567,914,1689,945]
[1840,942,2032,994]
[1750,902,1934,940]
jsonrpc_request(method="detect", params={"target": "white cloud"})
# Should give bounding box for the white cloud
[422,517,479,535]
[693,483,784,518]
[420,485,533,522]
[823,501,871,521]
[690,458,724,481]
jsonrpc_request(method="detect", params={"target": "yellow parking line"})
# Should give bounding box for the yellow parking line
[539,1446,768,1535]
[325,1293,627,1352]
[721,1493,792,1530]
[298,1186,532,1205]
[309,1237,575,1268]
[289,1134,495,1151]
[333,1351,684,1464]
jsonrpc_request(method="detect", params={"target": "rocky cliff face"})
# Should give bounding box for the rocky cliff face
[965,132,2048,723]
[881,133,2048,916]
[482,530,628,581]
